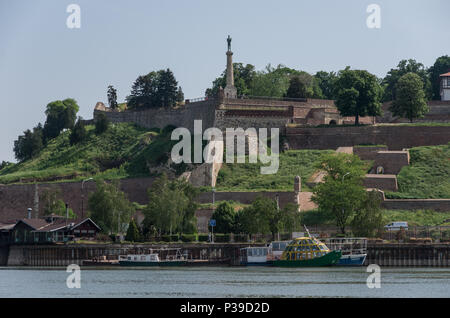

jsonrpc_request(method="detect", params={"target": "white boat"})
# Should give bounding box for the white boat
[267,241,290,261]
[323,237,367,266]
[239,246,271,266]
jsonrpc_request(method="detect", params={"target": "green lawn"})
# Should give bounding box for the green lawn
[386,144,450,199]
[0,123,179,184]
[215,149,333,191]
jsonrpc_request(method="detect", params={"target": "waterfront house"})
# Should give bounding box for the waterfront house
[11,217,101,244]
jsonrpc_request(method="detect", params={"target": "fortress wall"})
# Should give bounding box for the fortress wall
[286,125,450,150]
[94,99,217,132]
[0,178,156,223]
[371,151,410,174]
[196,191,296,209]
[214,110,290,133]
[363,174,398,192]
[381,199,450,212]
[353,146,388,160]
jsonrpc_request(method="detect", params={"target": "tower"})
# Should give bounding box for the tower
[224,35,237,99]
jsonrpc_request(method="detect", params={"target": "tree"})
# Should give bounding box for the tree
[285,73,322,99]
[39,188,76,218]
[351,190,384,237]
[13,124,44,162]
[315,71,338,100]
[43,98,79,142]
[311,153,367,234]
[95,112,109,135]
[334,67,382,125]
[390,72,429,122]
[210,201,235,233]
[88,180,135,234]
[176,86,184,104]
[0,161,12,171]
[69,117,87,145]
[428,55,450,100]
[236,196,280,239]
[142,174,198,236]
[107,85,118,109]
[126,69,180,109]
[382,59,432,102]
[205,63,256,97]
[125,219,141,242]
[280,203,302,233]
[158,69,178,108]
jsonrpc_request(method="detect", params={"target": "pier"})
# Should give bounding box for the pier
[2,242,450,267]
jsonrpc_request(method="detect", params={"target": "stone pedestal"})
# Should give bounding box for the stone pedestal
[224,51,237,98]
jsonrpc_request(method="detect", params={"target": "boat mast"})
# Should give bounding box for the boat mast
[304,225,311,238]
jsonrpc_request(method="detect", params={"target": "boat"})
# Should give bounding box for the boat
[272,227,341,267]
[118,248,187,266]
[267,240,290,261]
[239,246,271,266]
[323,237,367,266]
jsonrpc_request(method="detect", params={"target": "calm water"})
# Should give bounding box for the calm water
[0,266,449,298]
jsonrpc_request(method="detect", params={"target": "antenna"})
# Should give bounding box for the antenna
[304,225,311,238]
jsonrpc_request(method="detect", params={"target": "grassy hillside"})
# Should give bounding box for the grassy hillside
[215,149,334,191]
[0,123,178,184]
[386,143,450,199]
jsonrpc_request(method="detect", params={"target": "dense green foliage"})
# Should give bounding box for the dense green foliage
[13,124,44,162]
[312,153,368,234]
[126,69,180,109]
[142,174,198,236]
[210,201,235,233]
[382,59,432,102]
[40,188,76,218]
[0,123,180,184]
[390,73,429,122]
[88,179,135,234]
[69,117,88,145]
[216,149,333,191]
[43,98,79,142]
[334,67,382,125]
[427,55,450,100]
[350,191,384,237]
[107,85,118,110]
[125,219,142,242]
[94,113,110,135]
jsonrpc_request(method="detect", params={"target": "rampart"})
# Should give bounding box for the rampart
[286,125,450,150]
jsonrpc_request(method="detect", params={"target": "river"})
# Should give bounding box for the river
[0,266,449,298]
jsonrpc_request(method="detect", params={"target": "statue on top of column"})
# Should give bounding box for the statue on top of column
[227,35,232,51]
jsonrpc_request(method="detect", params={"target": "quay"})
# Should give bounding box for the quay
[1,242,450,267]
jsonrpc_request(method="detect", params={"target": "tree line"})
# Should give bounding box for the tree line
[205,55,450,124]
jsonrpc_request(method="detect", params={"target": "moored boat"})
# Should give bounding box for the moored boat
[240,246,271,266]
[272,236,341,267]
[118,248,187,266]
[323,237,367,266]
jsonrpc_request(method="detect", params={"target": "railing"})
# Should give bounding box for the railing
[185,96,214,103]
[237,95,308,102]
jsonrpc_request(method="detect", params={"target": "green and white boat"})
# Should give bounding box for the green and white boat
[272,236,341,267]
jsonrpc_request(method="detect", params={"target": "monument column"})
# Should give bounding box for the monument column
[224,35,237,99]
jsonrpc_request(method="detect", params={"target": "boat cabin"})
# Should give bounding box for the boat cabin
[282,237,330,261]
[240,246,270,265]
[119,254,160,263]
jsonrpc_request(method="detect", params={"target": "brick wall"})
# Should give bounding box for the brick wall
[353,146,388,160]
[371,151,409,174]
[363,174,398,192]
[382,199,450,212]
[286,125,450,150]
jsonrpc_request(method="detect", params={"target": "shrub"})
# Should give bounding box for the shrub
[214,234,230,243]
[198,234,209,242]
[233,234,248,242]
[181,234,197,242]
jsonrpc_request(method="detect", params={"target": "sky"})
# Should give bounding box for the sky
[0,0,449,162]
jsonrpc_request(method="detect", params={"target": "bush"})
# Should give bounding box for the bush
[95,113,110,135]
[198,234,209,242]
[181,234,197,242]
[95,233,112,242]
[233,234,248,242]
[161,234,180,242]
[214,234,230,243]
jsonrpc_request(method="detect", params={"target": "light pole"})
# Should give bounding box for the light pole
[81,178,93,219]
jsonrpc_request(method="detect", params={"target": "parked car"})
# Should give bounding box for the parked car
[385,222,408,231]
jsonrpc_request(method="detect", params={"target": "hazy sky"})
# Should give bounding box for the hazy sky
[1,0,449,162]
